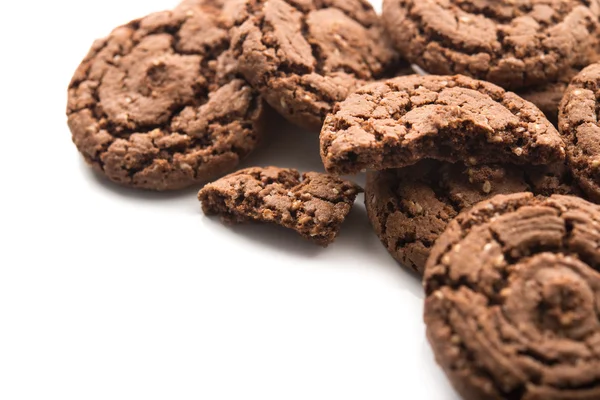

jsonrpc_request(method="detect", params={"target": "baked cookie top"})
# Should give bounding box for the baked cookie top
[365,160,578,275]
[559,62,600,203]
[320,75,565,175]
[230,0,397,131]
[198,166,362,246]
[382,0,600,90]
[67,0,265,191]
[424,193,600,400]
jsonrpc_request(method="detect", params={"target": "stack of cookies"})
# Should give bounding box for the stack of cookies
[68,0,600,399]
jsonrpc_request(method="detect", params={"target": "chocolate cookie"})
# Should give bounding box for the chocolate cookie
[321,75,565,175]
[67,1,265,191]
[423,193,600,400]
[229,0,397,131]
[382,0,600,90]
[365,160,578,275]
[198,167,362,246]
[559,62,600,203]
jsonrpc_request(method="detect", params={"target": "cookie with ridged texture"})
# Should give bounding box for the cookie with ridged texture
[198,167,362,246]
[321,75,565,175]
[382,0,600,90]
[365,160,579,275]
[559,62,600,203]
[67,1,265,191]
[229,0,398,131]
[424,193,600,400]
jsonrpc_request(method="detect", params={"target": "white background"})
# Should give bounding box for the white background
[0,1,459,398]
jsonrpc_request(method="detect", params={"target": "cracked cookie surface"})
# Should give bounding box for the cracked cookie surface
[365,160,579,275]
[424,193,600,400]
[198,166,362,246]
[382,0,600,90]
[67,0,265,191]
[229,0,397,131]
[559,62,600,202]
[320,75,565,175]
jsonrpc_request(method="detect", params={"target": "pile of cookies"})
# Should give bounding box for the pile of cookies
[68,0,600,398]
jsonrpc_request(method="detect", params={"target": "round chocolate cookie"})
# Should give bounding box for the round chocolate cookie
[559,62,600,203]
[382,0,600,90]
[229,0,398,131]
[67,1,265,191]
[321,75,566,175]
[365,160,578,275]
[424,193,600,400]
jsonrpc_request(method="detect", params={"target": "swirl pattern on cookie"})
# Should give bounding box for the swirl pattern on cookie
[424,193,600,400]
[67,0,265,190]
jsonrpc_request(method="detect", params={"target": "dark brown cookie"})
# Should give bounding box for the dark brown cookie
[229,0,398,131]
[198,167,362,246]
[382,0,600,90]
[365,160,579,275]
[67,1,265,191]
[321,75,565,175]
[559,62,600,203]
[424,193,600,400]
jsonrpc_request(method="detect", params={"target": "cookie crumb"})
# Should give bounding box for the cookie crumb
[482,181,492,194]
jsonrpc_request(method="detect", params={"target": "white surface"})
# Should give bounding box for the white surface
[0,1,459,399]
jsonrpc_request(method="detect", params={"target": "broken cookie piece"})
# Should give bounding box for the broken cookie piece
[320,75,565,175]
[198,167,362,246]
